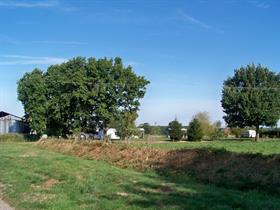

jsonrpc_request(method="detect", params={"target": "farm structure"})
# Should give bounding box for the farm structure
[0,111,29,134]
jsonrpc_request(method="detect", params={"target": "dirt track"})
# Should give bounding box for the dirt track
[0,199,13,210]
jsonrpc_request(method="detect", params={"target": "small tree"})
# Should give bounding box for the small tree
[168,119,183,141]
[188,118,203,141]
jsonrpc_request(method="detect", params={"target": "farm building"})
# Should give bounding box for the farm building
[0,111,29,134]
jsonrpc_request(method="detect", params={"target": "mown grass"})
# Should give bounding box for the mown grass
[1,143,280,209]
[133,138,280,155]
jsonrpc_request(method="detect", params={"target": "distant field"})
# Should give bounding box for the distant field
[133,137,280,155]
[1,142,280,210]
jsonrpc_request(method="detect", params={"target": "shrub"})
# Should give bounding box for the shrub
[168,119,183,141]
[188,118,203,141]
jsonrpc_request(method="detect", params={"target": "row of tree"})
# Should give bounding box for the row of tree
[17,57,149,138]
[166,112,222,141]
[168,64,280,141]
[18,60,280,141]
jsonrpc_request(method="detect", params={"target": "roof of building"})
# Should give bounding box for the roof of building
[0,111,23,120]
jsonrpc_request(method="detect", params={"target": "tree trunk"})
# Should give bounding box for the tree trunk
[255,125,260,141]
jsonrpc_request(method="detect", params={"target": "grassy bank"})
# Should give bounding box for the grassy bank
[1,142,280,209]
[38,140,280,194]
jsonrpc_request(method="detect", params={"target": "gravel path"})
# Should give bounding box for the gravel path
[0,199,13,210]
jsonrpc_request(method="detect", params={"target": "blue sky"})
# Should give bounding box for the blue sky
[0,0,279,125]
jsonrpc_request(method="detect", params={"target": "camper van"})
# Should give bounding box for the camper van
[241,130,256,138]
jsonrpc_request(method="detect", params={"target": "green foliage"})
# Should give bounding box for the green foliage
[188,118,203,141]
[17,57,149,136]
[221,64,280,139]
[17,69,47,135]
[193,112,214,137]
[260,128,280,138]
[168,119,183,141]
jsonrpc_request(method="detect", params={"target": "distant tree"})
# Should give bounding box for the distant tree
[141,123,152,134]
[188,118,203,141]
[221,64,280,140]
[17,69,47,135]
[168,119,183,141]
[18,57,149,137]
[210,120,224,140]
[193,112,215,137]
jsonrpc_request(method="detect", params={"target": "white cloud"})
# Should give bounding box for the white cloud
[31,40,88,45]
[0,55,67,65]
[249,0,270,9]
[0,0,59,8]
[177,10,224,34]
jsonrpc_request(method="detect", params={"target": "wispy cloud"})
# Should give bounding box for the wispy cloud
[31,40,88,45]
[0,55,67,65]
[249,0,271,9]
[0,0,59,8]
[0,35,88,46]
[177,10,224,34]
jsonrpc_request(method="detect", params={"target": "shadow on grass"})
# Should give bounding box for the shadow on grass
[154,148,280,194]
[101,173,280,210]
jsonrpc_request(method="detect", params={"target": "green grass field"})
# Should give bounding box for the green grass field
[134,138,280,155]
[1,142,280,209]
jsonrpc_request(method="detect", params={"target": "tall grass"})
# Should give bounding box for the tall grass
[0,134,25,142]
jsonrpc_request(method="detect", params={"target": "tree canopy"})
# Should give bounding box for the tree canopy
[221,64,280,140]
[18,57,149,136]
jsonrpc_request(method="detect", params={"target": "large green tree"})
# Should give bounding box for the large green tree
[221,64,280,140]
[18,57,149,137]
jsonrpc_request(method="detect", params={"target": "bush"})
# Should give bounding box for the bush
[0,134,40,142]
[188,118,203,141]
[168,120,183,141]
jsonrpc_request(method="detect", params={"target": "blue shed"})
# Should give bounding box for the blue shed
[0,111,29,134]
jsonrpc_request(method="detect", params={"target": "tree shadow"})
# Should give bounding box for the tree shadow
[153,148,280,194]
[101,173,280,210]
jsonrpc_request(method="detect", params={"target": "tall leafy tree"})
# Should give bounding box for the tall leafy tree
[17,69,47,135]
[17,56,149,137]
[221,64,280,140]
